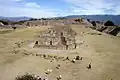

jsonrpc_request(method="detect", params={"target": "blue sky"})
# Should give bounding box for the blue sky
[0,0,120,18]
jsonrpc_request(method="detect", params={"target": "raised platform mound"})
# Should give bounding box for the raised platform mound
[89,20,120,36]
[33,26,77,50]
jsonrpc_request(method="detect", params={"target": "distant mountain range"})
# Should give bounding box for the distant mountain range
[65,15,120,25]
[0,15,120,25]
[0,16,31,21]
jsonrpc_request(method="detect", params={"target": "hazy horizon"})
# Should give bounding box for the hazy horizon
[0,14,120,18]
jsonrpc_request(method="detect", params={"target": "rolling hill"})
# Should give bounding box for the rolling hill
[66,15,120,25]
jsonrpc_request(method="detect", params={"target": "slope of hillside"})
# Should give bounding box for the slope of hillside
[0,25,120,80]
[66,15,120,25]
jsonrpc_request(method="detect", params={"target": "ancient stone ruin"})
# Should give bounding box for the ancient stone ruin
[34,26,77,50]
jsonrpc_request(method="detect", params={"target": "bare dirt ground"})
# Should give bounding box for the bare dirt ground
[0,25,120,80]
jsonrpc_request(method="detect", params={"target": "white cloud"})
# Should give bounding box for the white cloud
[0,6,57,18]
[0,0,57,18]
[12,0,22,2]
[25,2,40,8]
[18,7,57,18]
[0,0,22,3]
[63,0,120,15]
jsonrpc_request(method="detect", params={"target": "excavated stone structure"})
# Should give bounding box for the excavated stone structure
[34,26,77,50]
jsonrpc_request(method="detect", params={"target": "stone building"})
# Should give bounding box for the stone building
[34,26,77,50]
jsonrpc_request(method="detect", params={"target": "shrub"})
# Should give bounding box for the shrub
[0,20,9,25]
[12,27,17,30]
[87,19,90,22]
[104,20,115,26]
[91,21,96,26]
[74,18,81,23]
[30,18,38,21]
[15,73,37,80]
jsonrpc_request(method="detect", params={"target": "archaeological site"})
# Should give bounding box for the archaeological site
[33,26,77,50]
